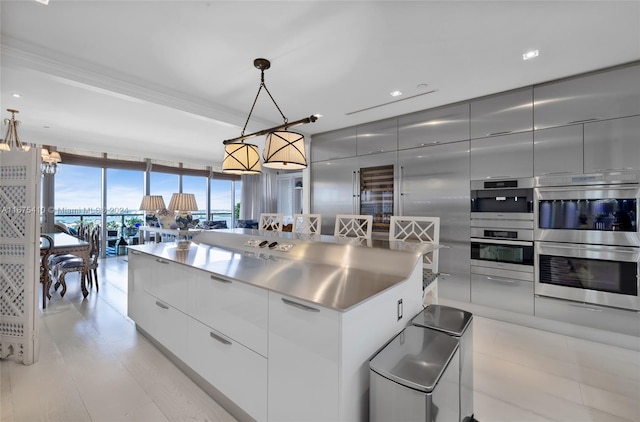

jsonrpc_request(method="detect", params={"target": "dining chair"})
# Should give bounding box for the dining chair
[292,214,322,235]
[389,216,440,304]
[40,234,54,309]
[259,213,284,232]
[52,227,100,297]
[334,214,373,240]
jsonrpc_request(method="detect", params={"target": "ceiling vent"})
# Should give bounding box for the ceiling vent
[346,89,437,116]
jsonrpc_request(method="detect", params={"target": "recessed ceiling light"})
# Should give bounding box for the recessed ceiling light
[390,90,402,97]
[522,50,539,60]
[12,93,21,98]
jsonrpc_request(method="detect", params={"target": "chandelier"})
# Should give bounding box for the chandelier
[41,148,62,175]
[222,58,318,174]
[0,109,30,152]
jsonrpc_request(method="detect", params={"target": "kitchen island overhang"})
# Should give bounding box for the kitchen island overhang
[127,229,437,421]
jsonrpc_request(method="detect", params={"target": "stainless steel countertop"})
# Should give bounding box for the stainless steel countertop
[129,230,437,312]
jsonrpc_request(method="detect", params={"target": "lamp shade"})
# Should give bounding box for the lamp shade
[168,193,199,212]
[222,143,261,174]
[139,195,166,211]
[262,130,307,170]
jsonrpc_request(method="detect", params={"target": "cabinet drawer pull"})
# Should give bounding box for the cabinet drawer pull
[155,301,169,310]
[211,275,232,283]
[569,303,604,312]
[209,331,232,345]
[487,131,512,136]
[567,118,598,124]
[130,250,141,255]
[486,276,516,283]
[282,298,320,313]
[156,258,170,264]
[439,273,451,277]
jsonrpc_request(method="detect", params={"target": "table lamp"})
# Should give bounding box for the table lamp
[139,195,166,227]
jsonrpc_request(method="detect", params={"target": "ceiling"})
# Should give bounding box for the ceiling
[1,0,639,170]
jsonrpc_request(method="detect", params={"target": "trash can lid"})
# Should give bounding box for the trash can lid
[369,325,459,393]
[411,305,473,337]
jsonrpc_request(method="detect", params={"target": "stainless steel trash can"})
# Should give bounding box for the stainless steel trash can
[369,325,460,422]
[412,305,474,422]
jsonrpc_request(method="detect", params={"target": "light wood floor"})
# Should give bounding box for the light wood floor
[1,256,639,422]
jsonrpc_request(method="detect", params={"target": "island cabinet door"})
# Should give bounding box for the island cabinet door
[143,256,188,313]
[187,317,267,422]
[187,270,268,357]
[127,250,153,325]
[268,292,340,422]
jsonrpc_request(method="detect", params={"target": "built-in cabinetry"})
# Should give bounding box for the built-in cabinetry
[311,151,397,235]
[128,237,425,422]
[470,88,533,139]
[356,118,398,155]
[533,63,640,130]
[470,131,533,179]
[397,141,471,302]
[534,125,584,176]
[470,267,534,315]
[397,103,469,149]
[310,127,357,162]
[584,115,640,173]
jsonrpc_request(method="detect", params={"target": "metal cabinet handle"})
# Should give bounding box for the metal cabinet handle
[155,301,169,310]
[484,175,512,179]
[130,250,141,255]
[211,275,232,283]
[282,298,320,313]
[486,276,516,283]
[439,273,451,277]
[156,258,170,264]
[593,168,634,172]
[567,118,598,124]
[209,330,232,345]
[539,171,574,175]
[569,303,604,312]
[488,131,512,136]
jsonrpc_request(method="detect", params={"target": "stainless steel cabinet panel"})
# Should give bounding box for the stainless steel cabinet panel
[470,131,533,180]
[398,103,470,149]
[534,63,640,130]
[535,295,640,337]
[470,88,533,139]
[584,115,640,173]
[311,157,359,234]
[534,125,584,176]
[398,141,471,302]
[357,118,398,156]
[311,127,357,162]
[471,271,534,315]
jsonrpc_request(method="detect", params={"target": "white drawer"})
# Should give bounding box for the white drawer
[146,258,188,312]
[187,317,267,422]
[142,293,188,358]
[188,270,268,356]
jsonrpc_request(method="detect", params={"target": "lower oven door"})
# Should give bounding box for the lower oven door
[470,238,534,272]
[535,242,640,311]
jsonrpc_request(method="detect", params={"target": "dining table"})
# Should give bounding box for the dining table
[40,232,91,308]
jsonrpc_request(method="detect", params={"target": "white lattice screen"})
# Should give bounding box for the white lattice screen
[0,149,40,365]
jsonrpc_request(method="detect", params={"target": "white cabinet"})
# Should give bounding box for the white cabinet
[143,256,187,312]
[142,293,188,358]
[188,269,268,356]
[187,318,267,421]
[127,250,152,324]
[584,115,640,173]
[268,293,340,422]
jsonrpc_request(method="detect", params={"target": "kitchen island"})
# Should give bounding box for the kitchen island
[127,229,435,422]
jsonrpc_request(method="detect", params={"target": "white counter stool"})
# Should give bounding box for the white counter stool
[334,214,373,240]
[292,214,322,235]
[259,213,284,232]
[389,216,440,305]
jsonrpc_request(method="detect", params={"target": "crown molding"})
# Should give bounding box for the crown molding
[0,36,276,131]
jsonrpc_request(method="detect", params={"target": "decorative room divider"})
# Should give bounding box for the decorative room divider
[0,149,41,365]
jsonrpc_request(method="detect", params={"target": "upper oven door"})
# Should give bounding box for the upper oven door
[535,184,640,246]
[471,178,534,221]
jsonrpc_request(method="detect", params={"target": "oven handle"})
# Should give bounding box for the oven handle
[539,242,639,255]
[471,237,533,246]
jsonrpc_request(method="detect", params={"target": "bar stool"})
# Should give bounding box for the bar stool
[334,214,373,240]
[292,214,322,235]
[259,213,284,232]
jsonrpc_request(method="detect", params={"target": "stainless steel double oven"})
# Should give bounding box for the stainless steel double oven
[470,178,535,314]
[535,172,640,311]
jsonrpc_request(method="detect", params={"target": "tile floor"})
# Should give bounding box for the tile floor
[1,257,639,422]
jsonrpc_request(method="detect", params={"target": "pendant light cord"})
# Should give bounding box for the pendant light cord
[240,68,288,137]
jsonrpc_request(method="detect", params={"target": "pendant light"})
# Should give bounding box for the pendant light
[0,109,30,152]
[221,58,318,174]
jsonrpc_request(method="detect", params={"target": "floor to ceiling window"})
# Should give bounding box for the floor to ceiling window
[106,168,144,251]
[149,171,179,208]
[182,174,208,223]
[53,163,102,233]
[210,179,238,228]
